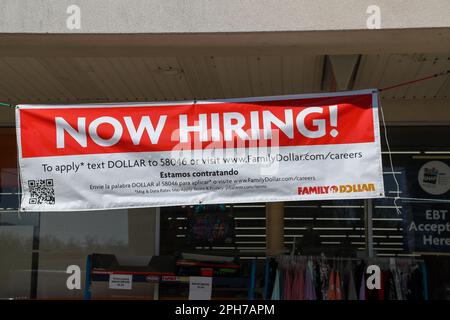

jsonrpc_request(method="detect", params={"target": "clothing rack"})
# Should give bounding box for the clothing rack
[263,254,429,300]
[276,254,425,267]
[278,254,425,262]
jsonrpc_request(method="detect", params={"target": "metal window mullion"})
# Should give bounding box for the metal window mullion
[154,207,160,300]
[364,199,374,258]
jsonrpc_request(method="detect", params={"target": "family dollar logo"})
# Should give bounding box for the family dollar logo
[298,183,375,195]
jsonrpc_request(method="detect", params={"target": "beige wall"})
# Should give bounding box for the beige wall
[1,0,450,33]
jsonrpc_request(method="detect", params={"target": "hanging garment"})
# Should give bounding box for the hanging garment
[407,266,424,300]
[338,260,345,300]
[291,266,305,300]
[359,273,366,300]
[319,259,329,300]
[327,270,336,300]
[266,258,278,299]
[392,268,403,300]
[298,266,305,300]
[271,269,281,300]
[304,260,317,300]
[290,267,299,300]
[419,262,428,300]
[283,269,292,300]
[384,270,398,300]
[347,267,358,300]
[335,271,342,300]
[310,261,317,300]
[401,271,409,300]
[367,268,385,301]
[315,261,323,300]
[367,268,396,301]
[341,261,353,300]
[376,271,387,300]
[354,260,366,298]
[279,268,284,300]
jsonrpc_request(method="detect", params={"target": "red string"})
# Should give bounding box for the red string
[379,70,449,92]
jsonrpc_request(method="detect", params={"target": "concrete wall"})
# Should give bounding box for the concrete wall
[1,0,450,34]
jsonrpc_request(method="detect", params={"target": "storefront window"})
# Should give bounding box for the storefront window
[1,126,449,299]
[158,126,450,300]
[0,128,158,300]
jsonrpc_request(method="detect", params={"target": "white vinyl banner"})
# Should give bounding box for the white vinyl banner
[16,90,384,211]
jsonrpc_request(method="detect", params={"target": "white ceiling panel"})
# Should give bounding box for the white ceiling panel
[0,53,447,104]
[354,53,450,100]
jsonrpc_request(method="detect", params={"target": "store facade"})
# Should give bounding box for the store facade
[1,0,450,300]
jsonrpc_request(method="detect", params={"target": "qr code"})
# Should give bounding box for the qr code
[28,179,55,205]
